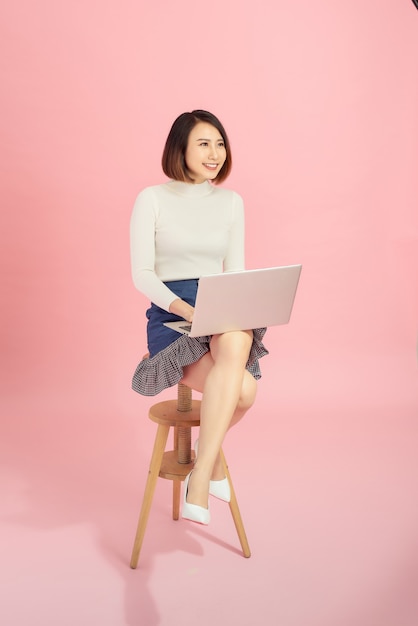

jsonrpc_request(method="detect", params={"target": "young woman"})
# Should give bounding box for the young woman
[130,110,268,525]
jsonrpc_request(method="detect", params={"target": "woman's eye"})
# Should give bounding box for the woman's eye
[199,141,224,148]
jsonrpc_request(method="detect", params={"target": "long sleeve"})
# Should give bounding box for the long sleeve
[130,187,179,311]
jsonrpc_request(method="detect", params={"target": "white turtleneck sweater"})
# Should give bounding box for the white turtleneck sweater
[130,180,245,311]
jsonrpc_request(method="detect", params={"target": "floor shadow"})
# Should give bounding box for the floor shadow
[0,393,207,626]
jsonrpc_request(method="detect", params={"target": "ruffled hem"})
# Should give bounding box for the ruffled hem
[132,328,269,396]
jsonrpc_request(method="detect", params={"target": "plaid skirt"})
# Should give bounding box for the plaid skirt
[132,279,269,397]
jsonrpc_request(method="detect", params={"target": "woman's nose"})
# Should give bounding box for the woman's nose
[209,144,218,159]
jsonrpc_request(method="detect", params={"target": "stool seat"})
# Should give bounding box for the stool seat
[129,383,251,567]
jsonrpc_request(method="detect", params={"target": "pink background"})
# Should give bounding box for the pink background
[1,1,417,625]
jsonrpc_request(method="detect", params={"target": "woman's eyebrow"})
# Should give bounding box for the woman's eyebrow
[195,137,223,142]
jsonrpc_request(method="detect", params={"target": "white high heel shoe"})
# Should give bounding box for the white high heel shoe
[181,471,210,525]
[194,440,231,503]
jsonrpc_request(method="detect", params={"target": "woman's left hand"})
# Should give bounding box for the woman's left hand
[169,298,194,323]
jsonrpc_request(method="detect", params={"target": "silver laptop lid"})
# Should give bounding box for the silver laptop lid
[187,264,302,337]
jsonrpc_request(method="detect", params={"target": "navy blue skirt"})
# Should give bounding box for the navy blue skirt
[146,279,200,356]
[132,279,269,396]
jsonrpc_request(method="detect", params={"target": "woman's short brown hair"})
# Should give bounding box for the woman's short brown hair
[162,110,232,184]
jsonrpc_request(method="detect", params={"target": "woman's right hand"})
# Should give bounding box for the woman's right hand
[169,298,194,323]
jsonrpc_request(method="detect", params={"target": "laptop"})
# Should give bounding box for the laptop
[164,264,302,337]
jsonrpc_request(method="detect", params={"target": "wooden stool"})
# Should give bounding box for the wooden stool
[130,383,251,567]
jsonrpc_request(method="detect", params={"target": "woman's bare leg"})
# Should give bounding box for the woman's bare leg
[180,330,256,508]
[182,355,257,478]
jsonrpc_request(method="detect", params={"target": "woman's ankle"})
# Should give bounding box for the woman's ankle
[210,456,226,481]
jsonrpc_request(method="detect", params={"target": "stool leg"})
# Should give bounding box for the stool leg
[220,448,251,558]
[172,424,192,520]
[130,424,170,568]
[172,481,181,520]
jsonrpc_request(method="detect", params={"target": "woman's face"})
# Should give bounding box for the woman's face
[184,122,227,184]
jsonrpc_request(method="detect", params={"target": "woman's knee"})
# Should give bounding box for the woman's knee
[211,330,253,363]
[238,372,257,412]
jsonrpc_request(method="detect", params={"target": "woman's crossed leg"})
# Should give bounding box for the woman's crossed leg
[181,330,257,509]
